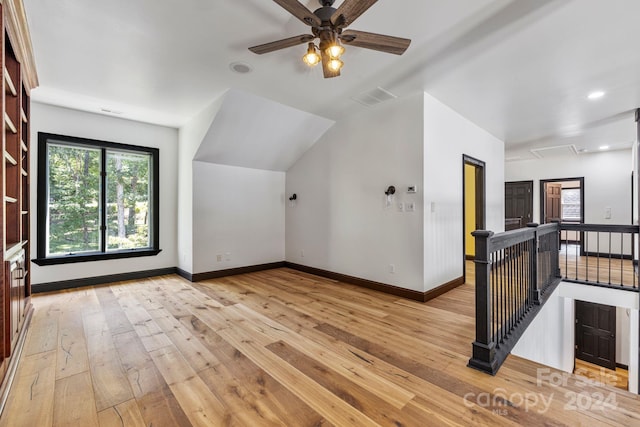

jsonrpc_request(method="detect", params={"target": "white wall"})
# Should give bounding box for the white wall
[177,97,224,273]
[505,150,633,225]
[617,307,630,366]
[30,102,178,284]
[423,93,505,291]
[286,93,425,291]
[511,286,575,372]
[192,162,285,273]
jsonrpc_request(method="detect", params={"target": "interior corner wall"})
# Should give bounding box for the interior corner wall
[30,102,179,284]
[285,93,425,291]
[504,149,633,225]
[422,93,505,292]
[177,97,224,273]
[192,162,285,274]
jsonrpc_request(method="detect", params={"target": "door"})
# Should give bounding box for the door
[463,156,485,264]
[544,182,562,223]
[505,181,533,229]
[575,301,616,370]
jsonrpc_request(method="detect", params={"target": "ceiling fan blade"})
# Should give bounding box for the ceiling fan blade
[340,30,411,55]
[273,0,322,27]
[249,34,315,55]
[331,0,378,27]
[322,53,340,79]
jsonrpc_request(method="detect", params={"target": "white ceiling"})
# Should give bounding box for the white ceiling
[194,89,334,171]
[24,0,640,160]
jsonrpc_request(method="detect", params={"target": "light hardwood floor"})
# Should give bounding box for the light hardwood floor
[560,246,637,288]
[575,359,629,391]
[1,268,639,426]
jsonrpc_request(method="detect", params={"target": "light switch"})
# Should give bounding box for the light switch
[605,207,611,219]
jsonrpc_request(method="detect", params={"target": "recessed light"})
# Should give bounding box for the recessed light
[587,91,605,100]
[230,62,253,74]
[599,145,609,150]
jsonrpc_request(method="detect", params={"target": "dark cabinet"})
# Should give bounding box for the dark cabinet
[0,0,37,411]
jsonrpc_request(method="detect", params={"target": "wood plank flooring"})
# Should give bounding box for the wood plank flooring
[1,268,640,426]
[575,359,629,391]
[560,246,637,288]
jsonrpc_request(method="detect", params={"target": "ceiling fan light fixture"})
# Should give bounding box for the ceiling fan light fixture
[325,41,345,58]
[249,0,412,79]
[327,57,344,72]
[303,42,321,67]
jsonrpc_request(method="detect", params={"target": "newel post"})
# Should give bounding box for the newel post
[527,223,541,304]
[468,229,498,375]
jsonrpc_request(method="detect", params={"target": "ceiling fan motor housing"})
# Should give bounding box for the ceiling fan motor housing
[314,5,337,24]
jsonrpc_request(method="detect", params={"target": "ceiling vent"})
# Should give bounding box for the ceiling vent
[530,144,578,159]
[351,87,397,107]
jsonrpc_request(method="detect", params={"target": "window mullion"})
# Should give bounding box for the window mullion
[100,148,107,253]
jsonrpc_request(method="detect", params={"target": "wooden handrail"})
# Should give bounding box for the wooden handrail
[470,222,640,375]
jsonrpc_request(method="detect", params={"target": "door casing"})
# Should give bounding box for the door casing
[462,155,486,277]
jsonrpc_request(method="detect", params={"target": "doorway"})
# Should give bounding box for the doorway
[463,156,486,270]
[575,300,616,370]
[505,181,533,229]
[540,177,584,253]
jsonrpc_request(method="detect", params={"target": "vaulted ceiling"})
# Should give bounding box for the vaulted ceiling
[24,0,640,160]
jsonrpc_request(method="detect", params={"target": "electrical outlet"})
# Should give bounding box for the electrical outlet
[406,202,415,212]
[300,249,305,258]
[389,264,396,274]
[225,252,231,261]
[216,254,222,262]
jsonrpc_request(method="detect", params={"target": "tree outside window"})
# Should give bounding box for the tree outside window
[35,133,159,265]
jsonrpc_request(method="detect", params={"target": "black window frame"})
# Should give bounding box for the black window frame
[34,132,161,266]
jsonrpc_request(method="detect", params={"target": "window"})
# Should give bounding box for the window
[35,133,160,265]
[561,188,581,221]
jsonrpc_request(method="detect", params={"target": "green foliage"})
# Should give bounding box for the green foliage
[48,144,100,255]
[47,144,151,255]
[106,151,150,250]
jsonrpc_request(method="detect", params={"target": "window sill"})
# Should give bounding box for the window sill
[32,248,162,266]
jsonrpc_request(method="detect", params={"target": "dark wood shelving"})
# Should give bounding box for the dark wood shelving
[3,152,15,166]
[3,68,14,96]
[0,1,38,415]
[3,113,15,134]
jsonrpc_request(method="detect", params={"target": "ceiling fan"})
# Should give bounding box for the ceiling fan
[248,0,411,78]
